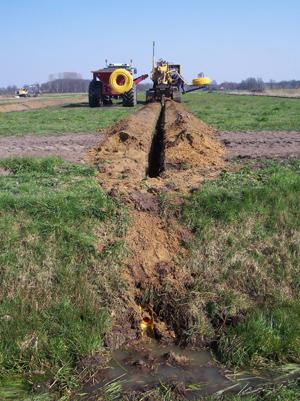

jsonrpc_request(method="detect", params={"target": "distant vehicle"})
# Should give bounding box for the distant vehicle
[16,88,28,97]
[16,84,41,98]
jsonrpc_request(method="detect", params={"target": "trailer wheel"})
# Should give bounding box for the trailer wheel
[88,80,102,107]
[122,85,137,107]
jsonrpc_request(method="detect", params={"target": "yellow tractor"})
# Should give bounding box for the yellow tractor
[16,88,28,98]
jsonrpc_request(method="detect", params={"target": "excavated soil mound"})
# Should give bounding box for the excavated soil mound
[161,100,225,192]
[88,102,161,197]
[164,101,224,169]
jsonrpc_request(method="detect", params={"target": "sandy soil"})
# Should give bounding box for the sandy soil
[88,102,162,194]
[0,95,86,112]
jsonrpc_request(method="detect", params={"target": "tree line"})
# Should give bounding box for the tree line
[1,75,300,95]
[219,78,300,92]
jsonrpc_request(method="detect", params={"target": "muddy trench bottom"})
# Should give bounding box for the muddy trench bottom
[80,340,231,400]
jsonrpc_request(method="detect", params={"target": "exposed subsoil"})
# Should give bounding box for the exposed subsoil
[80,101,227,398]
[88,106,300,346]
[0,95,85,113]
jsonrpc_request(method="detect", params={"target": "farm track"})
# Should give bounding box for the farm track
[218,130,300,159]
[0,95,86,113]
[0,133,103,163]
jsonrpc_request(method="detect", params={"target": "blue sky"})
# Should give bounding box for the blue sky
[1,0,299,86]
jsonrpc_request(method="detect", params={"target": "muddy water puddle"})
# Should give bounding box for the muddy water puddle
[80,339,300,400]
[81,341,231,400]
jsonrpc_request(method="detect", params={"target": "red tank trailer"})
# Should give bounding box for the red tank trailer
[88,62,148,107]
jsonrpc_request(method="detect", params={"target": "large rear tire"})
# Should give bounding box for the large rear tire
[122,85,137,107]
[88,80,102,107]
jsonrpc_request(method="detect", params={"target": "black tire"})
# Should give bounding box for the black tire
[172,88,182,103]
[122,85,137,107]
[88,80,102,107]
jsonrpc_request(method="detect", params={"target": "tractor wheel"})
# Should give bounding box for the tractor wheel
[88,80,102,107]
[172,88,182,103]
[122,85,137,107]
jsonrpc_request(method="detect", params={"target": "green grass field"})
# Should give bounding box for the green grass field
[181,160,300,366]
[0,158,127,398]
[0,92,300,136]
[0,104,138,136]
[138,381,300,401]
[183,92,300,131]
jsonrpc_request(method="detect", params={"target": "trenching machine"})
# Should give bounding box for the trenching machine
[146,42,212,104]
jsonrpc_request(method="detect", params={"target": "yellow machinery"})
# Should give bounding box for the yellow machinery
[146,42,212,104]
[16,88,28,97]
[146,60,183,103]
[16,84,40,98]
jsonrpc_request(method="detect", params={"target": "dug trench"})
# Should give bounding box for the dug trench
[82,101,283,399]
[87,100,225,344]
[79,101,300,399]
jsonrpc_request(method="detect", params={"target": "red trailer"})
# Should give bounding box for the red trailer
[88,63,148,107]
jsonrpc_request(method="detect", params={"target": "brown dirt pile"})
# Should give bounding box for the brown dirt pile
[164,100,224,168]
[160,100,225,192]
[89,100,225,195]
[88,102,161,197]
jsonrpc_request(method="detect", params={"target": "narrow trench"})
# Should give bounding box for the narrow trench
[147,105,166,177]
